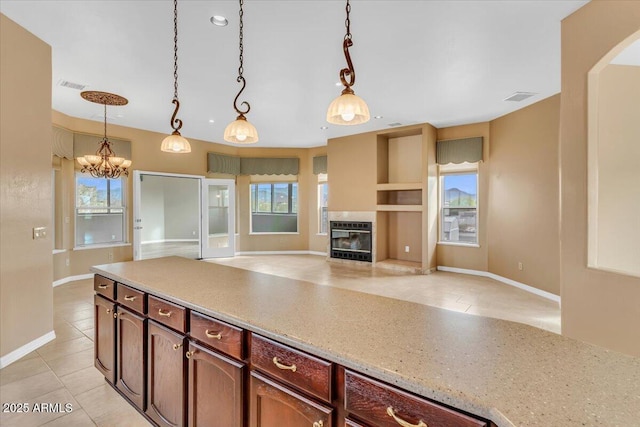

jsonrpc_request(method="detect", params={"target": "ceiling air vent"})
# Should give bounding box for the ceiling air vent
[58,80,87,90]
[387,122,403,127]
[504,92,537,102]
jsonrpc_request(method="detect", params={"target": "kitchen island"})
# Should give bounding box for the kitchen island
[92,256,640,427]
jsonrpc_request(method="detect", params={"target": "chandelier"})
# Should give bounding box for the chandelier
[76,91,131,179]
[224,0,259,144]
[326,0,370,125]
[161,0,191,153]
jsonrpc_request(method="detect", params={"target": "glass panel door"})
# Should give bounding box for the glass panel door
[201,179,235,258]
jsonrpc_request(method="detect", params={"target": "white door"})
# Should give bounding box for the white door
[201,179,235,258]
[133,170,143,260]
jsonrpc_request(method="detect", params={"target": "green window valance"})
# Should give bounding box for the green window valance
[436,137,483,165]
[52,126,74,159]
[208,153,299,175]
[73,132,131,160]
[207,153,241,175]
[313,155,327,175]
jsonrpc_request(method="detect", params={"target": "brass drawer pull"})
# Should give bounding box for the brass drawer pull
[124,295,137,301]
[113,312,120,318]
[97,284,108,289]
[106,308,111,314]
[386,407,427,427]
[272,357,297,372]
[205,330,222,340]
[173,343,183,350]
[158,308,172,317]
[186,350,197,359]
[313,422,324,427]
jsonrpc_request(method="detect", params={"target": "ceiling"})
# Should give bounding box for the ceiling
[0,0,589,148]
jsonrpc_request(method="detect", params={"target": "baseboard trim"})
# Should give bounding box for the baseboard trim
[0,330,56,369]
[235,250,326,256]
[436,266,561,303]
[53,273,94,288]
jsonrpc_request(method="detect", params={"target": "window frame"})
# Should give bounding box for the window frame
[249,181,299,234]
[438,163,479,247]
[74,173,128,248]
[317,174,328,235]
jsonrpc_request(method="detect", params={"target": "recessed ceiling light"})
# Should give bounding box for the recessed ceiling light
[320,126,329,130]
[209,119,215,123]
[504,92,537,102]
[374,115,383,119]
[210,15,228,27]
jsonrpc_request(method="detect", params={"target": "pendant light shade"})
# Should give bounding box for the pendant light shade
[326,90,370,125]
[224,116,259,144]
[327,0,370,126]
[161,0,191,153]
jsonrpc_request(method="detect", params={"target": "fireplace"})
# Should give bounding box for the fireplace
[330,221,372,262]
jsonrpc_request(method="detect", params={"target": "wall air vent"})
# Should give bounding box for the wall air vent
[504,92,537,102]
[58,80,87,90]
[387,122,403,127]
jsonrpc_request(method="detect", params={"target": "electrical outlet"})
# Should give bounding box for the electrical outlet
[33,227,47,239]
[65,258,70,267]
[405,245,410,253]
[518,262,523,271]
[192,231,196,236]
[108,251,114,262]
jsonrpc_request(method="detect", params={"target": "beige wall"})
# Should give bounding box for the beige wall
[52,111,327,278]
[1,14,54,360]
[560,0,640,356]
[436,123,490,271]
[592,64,640,277]
[488,95,561,295]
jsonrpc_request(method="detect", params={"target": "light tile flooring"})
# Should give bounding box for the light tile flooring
[0,254,560,426]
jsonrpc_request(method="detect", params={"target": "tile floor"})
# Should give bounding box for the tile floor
[0,254,560,426]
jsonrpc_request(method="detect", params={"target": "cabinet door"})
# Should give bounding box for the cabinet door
[187,341,245,427]
[147,320,186,427]
[250,371,332,427]
[116,306,146,410]
[94,294,116,384]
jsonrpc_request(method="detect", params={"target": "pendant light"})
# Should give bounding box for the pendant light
[326,0,370,125]
[161,0,191,153]
[76,91,131,179]
[224,0,258,144]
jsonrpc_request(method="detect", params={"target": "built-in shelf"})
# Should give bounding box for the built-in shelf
[376,182,422,191]
[376,205,423,212]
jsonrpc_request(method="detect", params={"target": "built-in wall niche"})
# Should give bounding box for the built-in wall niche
[588,32,640,278]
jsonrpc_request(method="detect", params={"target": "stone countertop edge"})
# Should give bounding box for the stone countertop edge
[90,257,640,427]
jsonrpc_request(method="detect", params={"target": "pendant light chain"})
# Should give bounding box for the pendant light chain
[103,104,107,140]
[345,0,351,41]
[173,0,179,100]
[232,0,250,116]
[238,0,244,79]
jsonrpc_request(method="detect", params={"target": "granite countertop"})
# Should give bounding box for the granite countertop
[92,256,640,427]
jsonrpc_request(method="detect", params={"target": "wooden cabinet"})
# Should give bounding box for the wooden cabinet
[149,295,186,333]
[187,341,245,427]
[117,283,146,314]
[190,311,244,360]
[116,306,146,411]
[94,275,115,300]
[250,371,332,427]
[94,294,116,384]
[147,320,186,427]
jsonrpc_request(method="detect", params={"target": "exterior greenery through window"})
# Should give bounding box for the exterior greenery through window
[440,172,477,244]
[75,174,126,246]
[250,183,298,233]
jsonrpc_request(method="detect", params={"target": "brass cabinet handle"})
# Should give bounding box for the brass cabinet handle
[386,407,427,427]
[124,295,137,301]
[106,308,111,314]
[186,350,197,359]
[113,312,120,318]
[173,343,183,350]
[98,284,108,289]
[205,330,222,340]
[272,357,296,373]
[158,308,172,317]
[313,422,324,427]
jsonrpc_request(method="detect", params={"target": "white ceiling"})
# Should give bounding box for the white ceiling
[0,0,588,148]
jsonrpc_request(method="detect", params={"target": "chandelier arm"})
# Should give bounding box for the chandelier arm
[340,37,355,89]
[170,99,183,132]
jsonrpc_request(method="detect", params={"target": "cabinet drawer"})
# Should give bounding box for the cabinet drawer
[94,275,115,300]
[148,295,186,333]
[189,311,244,360]
[344,370,487,427]
[116,283,146,314]
[251,334,332,403]
[345,418,369,427]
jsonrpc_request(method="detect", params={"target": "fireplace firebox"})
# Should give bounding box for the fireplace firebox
[330,221,372,262]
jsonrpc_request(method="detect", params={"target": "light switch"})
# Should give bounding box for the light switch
[33,227,47,240]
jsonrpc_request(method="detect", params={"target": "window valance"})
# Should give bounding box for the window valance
[52,126,74,159]
[208,153,299,175]
[73,133,131,160]
[313,155,328,175]
[436,137,483,165]
[207,153,241,175]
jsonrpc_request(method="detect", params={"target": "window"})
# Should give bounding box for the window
[75,174,126,246]
[318,174,328,234]
[250,182,298,233]
[440,170,477,244]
